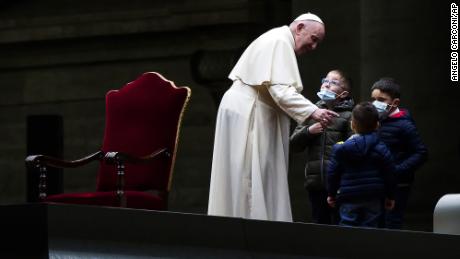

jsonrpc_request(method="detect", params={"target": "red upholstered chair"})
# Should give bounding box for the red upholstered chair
[25,72,191,210]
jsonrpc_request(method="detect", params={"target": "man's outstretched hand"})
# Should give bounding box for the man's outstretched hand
[311,108,339,126]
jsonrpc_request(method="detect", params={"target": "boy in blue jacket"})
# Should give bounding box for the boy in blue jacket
[371,78,428,229]
[327,102,396,227]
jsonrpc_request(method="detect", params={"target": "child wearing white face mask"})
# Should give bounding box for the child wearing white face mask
[290,69,354,225]
[370,77,428,229]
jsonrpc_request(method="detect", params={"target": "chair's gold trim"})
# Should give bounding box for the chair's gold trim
[144,72,191,192]
[168,87,190,191]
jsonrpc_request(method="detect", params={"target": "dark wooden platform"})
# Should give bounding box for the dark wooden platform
[2,203,459,258]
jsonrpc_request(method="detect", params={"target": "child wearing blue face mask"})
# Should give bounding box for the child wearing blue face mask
[370,77,428,229]
[290,69,354,225]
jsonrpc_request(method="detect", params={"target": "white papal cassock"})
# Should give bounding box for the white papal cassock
[208,25,318,222]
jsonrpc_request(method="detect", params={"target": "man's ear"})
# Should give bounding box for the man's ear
[392,98,400,107]
[296,22,305,34]
[375,121,380,130]
[350,120,355,131]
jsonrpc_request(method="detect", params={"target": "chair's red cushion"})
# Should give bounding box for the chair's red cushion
[96,72,189,193]
[44,191,167,210]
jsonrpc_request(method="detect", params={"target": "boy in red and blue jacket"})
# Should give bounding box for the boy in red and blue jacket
[371,78,428,229]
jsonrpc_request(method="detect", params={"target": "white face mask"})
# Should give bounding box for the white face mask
[372,100,389,113]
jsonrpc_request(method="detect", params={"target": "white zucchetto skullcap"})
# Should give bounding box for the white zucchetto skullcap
[294,12,323,24]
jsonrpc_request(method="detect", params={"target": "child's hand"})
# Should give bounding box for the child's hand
[385,198,395,211]
[308,122,324,134]
[327,196,336,208]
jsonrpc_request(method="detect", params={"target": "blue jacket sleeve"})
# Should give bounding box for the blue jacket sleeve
[327,144,342,197]
[396,120,428,177]
[379,144,397,200]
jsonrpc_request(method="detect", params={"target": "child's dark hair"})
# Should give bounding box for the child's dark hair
[352,102,379,134]
[371,77,400,99]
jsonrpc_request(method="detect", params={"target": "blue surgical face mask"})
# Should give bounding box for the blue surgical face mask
[372,100,389,113]
[317,89,337,101]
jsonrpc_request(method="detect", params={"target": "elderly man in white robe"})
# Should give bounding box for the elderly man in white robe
[208,13,338,222]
